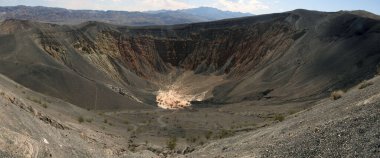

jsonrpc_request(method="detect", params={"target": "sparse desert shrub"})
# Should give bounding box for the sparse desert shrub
[33,99,41,104]
[358,80,374,89]
[27,106,34,113]
[86,118,93,123]
[166,137,177,150]
[104,119,108,123]
[288,110,297,115]
[41,103,48,108]
[187,136,197,143]
[28,97,42,104]
[78,116,84,123]
[0,92,4,96]
[274,114,285,122]
[205,131,213,139]
[331,90,344,100]
[217,129,234,139]
[123,120,129,124]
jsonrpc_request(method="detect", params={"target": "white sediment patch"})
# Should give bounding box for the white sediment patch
[42,138,49,144]
[155,71,225,109]
[156,86,207,109]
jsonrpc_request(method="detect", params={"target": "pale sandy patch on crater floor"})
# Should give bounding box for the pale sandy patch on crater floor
[156,71,226,109]
[156,87,206,109]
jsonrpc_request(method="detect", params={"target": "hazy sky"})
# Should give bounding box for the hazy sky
[1,0,379,15]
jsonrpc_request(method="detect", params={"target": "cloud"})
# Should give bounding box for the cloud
[63,0,105,10]
[214,0,269,13]
[125,0,193,11]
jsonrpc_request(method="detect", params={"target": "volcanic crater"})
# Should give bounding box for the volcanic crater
[0,9,379,157]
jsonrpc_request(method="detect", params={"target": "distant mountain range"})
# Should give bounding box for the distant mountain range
[145,7,253,21]
[0,5,254,26]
